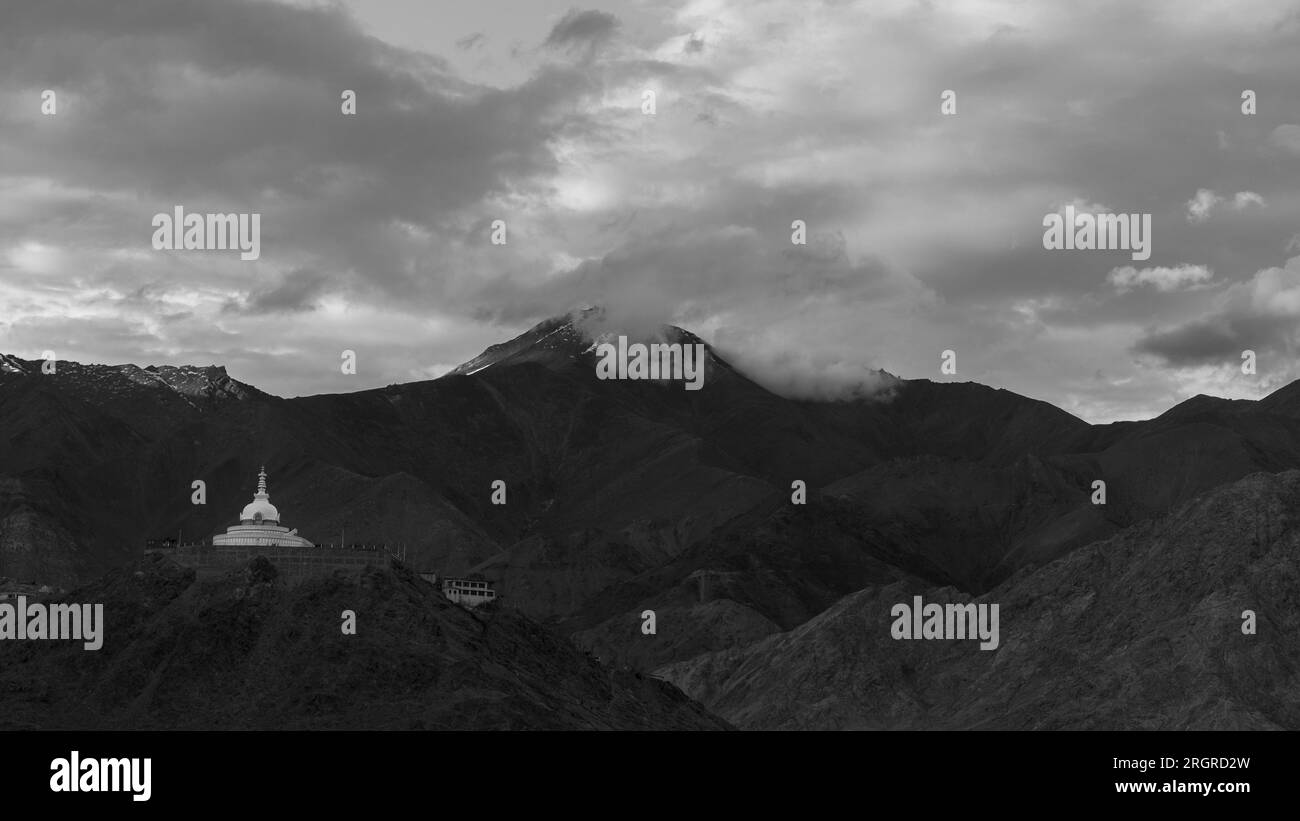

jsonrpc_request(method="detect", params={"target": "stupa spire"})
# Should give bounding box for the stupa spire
[257,466,268,497]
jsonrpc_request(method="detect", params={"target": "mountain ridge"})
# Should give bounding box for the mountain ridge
[5,311,1300,636]
[6,312,1300,728]
[6,309,1297,419]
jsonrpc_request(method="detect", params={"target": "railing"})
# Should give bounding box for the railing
[146,540,397,552]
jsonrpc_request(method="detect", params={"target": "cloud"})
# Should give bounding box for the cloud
[223,268,331,315]
[0,1,599,325]
[1233,191,1266,209]
[1107,264,1214,293]
[1270,124,1300,154]
[4,0,1300,420]
[1132,319,1245,366]
[1133,255,1300,366]
[1186,189,1221,222]
[1186,189,1266,222]
[716,344,902,402]
[1056,198,1112,215]
[456,32,485,51]
[1248,257,1300,315]
[543,9,619,53]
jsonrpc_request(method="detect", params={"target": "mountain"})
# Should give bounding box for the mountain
[447,311,593,376]
[1257,380,1300,417]
[658,469,1300,729]
[0,555,728,730]
[7,309,1300,710]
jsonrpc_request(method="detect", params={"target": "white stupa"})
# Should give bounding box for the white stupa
[212,466,314,548]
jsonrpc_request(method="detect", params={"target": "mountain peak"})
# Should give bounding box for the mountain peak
[447,307,718,379]
[137,364,251,401]
[448,313,591,376]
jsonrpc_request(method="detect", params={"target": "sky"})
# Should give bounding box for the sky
[2,0,1300,421]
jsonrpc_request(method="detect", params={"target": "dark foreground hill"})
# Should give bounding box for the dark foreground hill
[0,556,729,730]
[658,470,1300,730]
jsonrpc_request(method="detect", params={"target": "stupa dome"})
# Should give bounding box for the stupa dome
[239,467,280,524]
[240,498,280,523]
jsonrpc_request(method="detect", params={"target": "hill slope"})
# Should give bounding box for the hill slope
[658,470,1300,730]
[0,556,729,730]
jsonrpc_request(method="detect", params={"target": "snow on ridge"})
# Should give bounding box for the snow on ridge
[0,355,246,406]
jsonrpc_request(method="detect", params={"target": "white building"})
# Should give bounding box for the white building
[442,577,496,607]
[212,467,314,548]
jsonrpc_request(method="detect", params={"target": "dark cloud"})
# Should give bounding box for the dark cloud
[543,9,619,52]
[1133,312,1300,367]
[0,0,599,315]
[4,0,1300,420]
[225,268,331,315]
[1133,318,1250,366]
[1132,256,1300,366]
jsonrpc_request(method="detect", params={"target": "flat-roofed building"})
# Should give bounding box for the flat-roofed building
[441,577,496,607]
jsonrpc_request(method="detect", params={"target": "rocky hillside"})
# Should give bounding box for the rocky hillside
[658,470,1300,730]
[0,555,729,730]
